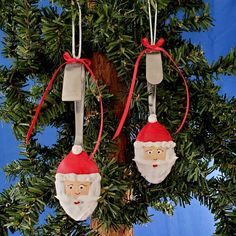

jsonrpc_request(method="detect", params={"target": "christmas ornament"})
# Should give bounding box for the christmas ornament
[134,114,177,184]
[113,2,190,184]
[26,2,103,220]
[55,149,101,221]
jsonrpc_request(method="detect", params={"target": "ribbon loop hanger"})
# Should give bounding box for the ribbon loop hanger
[72,0,82,58]
[148,0,158,45]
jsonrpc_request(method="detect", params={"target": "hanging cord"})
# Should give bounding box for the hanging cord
[72,0,82,58]
[148,0,158,45]
[113,1,190,140]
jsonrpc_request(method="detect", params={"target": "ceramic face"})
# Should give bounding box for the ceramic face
[143,146,166,160]
[64,180,90,196]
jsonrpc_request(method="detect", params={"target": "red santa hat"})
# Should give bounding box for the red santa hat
[135,114,176,148]
[55,145,101,199]
[56,145,99,175]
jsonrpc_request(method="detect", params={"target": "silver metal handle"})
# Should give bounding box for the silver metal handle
[74,65,85,146]
[147,82,156,115]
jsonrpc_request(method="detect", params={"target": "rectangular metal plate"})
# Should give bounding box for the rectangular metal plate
[146,53,163,85]
[62,63,85,101]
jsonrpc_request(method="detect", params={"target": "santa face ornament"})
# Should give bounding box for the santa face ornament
[133,115,178,184]
[55,147,101,221]
[112,36,189,185]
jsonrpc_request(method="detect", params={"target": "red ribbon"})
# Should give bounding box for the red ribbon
[112,38,190,140]
[26,53,104,159]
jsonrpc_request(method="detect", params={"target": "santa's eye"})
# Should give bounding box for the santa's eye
[79,185,84,190]
[157,150,162,154]
[146,150,153,154]
[67,184,73,190]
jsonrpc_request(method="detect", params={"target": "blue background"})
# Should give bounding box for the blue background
[0,0,235,235]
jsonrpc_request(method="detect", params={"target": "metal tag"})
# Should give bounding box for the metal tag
[146,53,163,85]
[62,63,85,101]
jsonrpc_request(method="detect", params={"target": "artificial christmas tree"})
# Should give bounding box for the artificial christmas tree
[0,0,236,235]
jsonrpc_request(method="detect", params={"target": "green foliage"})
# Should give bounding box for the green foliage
[0,0,235,235]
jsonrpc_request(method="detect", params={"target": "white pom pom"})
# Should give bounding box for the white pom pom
[72,145,83,155]
[148,114,157,123]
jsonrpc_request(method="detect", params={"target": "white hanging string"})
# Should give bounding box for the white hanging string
[147,0,158,45]
[148,0,153,44]
[153,3,157,44]
[72,0,82,58]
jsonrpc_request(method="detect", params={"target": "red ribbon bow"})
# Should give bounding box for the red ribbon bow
[26,53,103,159]
[112,38,190,140]
[141,37,165,51]
[63,52,92,67]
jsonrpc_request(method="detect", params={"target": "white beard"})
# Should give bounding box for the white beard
[134,141,178,184]
[56,195,99,221]
[133,158,177,184]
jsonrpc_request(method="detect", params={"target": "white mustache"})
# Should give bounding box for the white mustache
[55,195,99,203]
[133,158,177,165]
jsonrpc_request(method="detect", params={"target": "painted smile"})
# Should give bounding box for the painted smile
[74,201,81,205]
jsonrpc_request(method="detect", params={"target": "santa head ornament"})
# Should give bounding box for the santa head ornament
[134,114,178,184]
[25,5,104,221]
[25,53,103,221]
[112,37,189,185]
[55,145,101,221]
